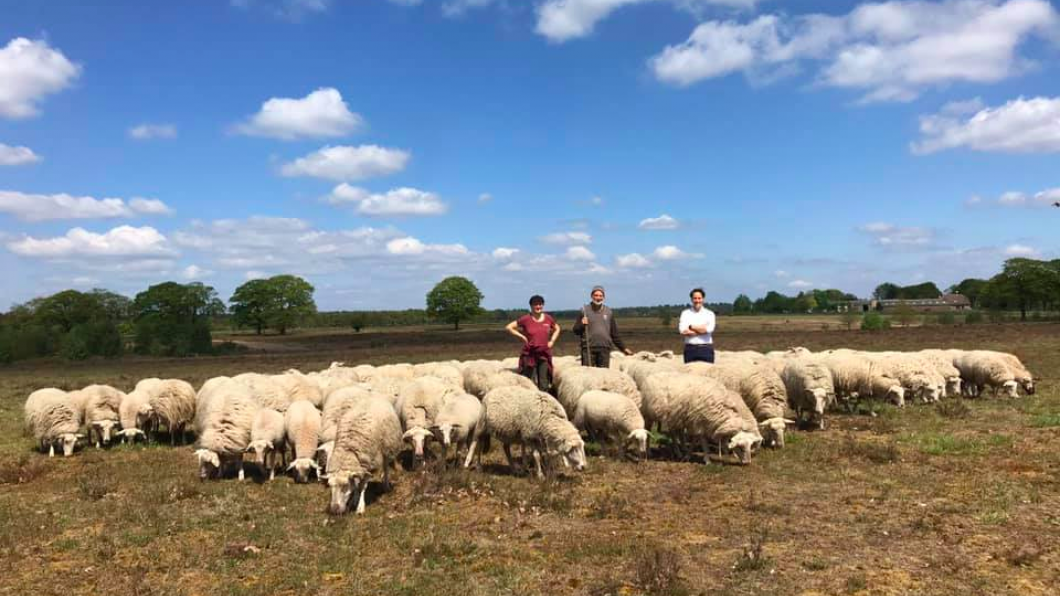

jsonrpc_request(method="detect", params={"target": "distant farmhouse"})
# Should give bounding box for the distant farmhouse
[838,293,971,313]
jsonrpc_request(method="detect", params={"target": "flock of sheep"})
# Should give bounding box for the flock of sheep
[22,347,1035,515]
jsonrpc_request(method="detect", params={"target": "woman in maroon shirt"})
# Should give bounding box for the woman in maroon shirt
[506,294,561,392]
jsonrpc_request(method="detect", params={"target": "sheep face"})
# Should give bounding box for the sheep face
[887,386,906,408]
[1020,379,1035,395]
[92,420,118,446]
[245,440,273,465]
[402,427,433,460]
[945,377,961,397]
[727,431,761,465]
[919,385,941,403]
[288,457,319,484]
[757,418,791,449]
[117,428,146,443]
[559,438,587,471]
[137,404,154,428]
[804,388,828,429]
[327,472,363,515]
[195,449,221,481]
[627,429,649,458]
[59,433,82,457]
[434,423,461,447]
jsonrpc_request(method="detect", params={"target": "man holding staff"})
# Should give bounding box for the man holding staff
[572,285,632,368]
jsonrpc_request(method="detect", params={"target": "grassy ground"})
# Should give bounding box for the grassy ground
[1,320,1058,595]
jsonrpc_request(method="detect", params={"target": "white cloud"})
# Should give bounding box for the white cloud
[492,247,519,259]
[858,221,937,248]
[233,88,362,140]
[652,245,694,260]
[535,0,759,43]
[650,0,1060,103]
[638,214,680,230]
[326,184,448,217]
[0,38,81,119]
[912,96,1060,154]
[1004,243,1039,256]
[0,191,174,222]
[7,225,175,258]
[71,276,100,287]
[478,192,493,204]
[128,123,177,140]
[386,236,469,257]
[540,231,592,245]
[774,269,790,278]
[245,270,268,280]
[280,144,409,181]
[566,246,596,261]
[0,143,41,166]
[442,0,494,18]
[788,279,814,289]
[590,195,604,206]
[182,264,213,279]
[616,252,652,268]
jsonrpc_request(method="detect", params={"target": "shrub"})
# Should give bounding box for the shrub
[936,312,956,325]
[964,311,983,324]
[860,312,890,331]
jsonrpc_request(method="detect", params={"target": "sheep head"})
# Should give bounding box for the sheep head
[195,449,220,480]
[117,428,146,443]
[559,437,587,471]
[887,386,905,408]
[804,388,828,429]
[757,418,793,449]
[326,470,366,515]
[402,427,434,459]
[244,440,273,465]
[1020,379,1035,395]
[92,420,119,445]
[627,429,649,458]
[59,433,83,457]
[919,385,941,403]
[288,457,320,484]
[727,431,761,465]
[945,377,962,397]
[432,423,463,447]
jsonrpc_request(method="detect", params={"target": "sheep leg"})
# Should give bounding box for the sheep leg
[48,443,55,458]
[238,462,245,482]
[383,460,392,492]
[503,443,518,474]
[702,437,712,465]
[463,438,478,469]
[355,479,369,515]
[531,448,545,479]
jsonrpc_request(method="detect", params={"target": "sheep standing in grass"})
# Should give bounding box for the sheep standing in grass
[780,359,836,429]
[117,389,154,444]
[326,396,403,515]
[318,385,377,467]
[462,361,506,397]
[870,353,944,403]
[232,373,292,412]
[136,378,197,444]
[554,366,641,416]
[819,351,906,407]
[640,372,761,465]
[463,387,586,478]
[467,371,536,401]
[79,384,125,448]
[274,371,325,408]
[24,388,83,457]
[431,392,483,466]
[194,379,261,481]
[917,350,963,397]
[686,361,793,449]
[954,351,1019,398]
[571,390,649,460]
[396,376,458,464]
[988,351,1034,395]
[286,400,323,483]
[245,408,286,481]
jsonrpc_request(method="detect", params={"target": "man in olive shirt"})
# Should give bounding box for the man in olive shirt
[572,286,633,368]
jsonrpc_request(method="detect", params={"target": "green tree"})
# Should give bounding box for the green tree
[900,282,942,299]
[874,282,900,300]
[426,276,483,330]
[230,275,317,335]
[34,290,106,333]
[133,282,224,356]
[892,303,918,327]
[793,292,818,313]
[733,294,753,314]
[840,310,860,330]
[981,258,1060,320]
[659,307,672,327]
[946,278,987,308]
[229,279,272,335]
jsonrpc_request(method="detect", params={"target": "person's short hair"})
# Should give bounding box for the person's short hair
[690,287,706,300]
[529,295,545,306]
[591,285,605,296]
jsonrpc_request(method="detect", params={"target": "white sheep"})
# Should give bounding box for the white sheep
[431,392,483,466]
[986,351,1034,395]
[869,352,944,403]
[640,372,762,465]
[117,389,153,443]
[780,358,836,429]
[245,408,286,481]
[553,366,641,416]
[232,372,292,412]
[78,384,125,448]
[819,351,906,407]
[285,400,323,483]
[412,362,464,388]
[136,378,197,444]
[917,349,963,397]
[466,370,536,400]
[462,361,506,397]
[571,390,649,460]
[194,379,261,480]
[954,351,1019,398]
[325,395,403,515]
[685,361,794,449]
[396,376,460,463]
[274,371,325,408]
[463,386,586,478]
[24,388,83,457]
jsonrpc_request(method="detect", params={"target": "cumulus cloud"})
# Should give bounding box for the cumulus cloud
[233,88,363,140]
[478,192,493,204]
[6,225,175,258]
[858,221,937,249]
[652,245,696,260]
[987,187,1060,207]
[650,0,1060,103]
[325,184,448,217]
[0,38,81,119]
[280,145,409,181]
[912,96,1060,154]
[0,143,41,166]
[540,231,592,245]
[616,253,652,268]
[0,191,174,222]
[788,279,814,289]
[638,214,680,230]
[536,0,760,43]
[182,264,213,280]
[386,236,469,256]
[1004,243,1039,256]
[566,246,596,261]
[442,0,494,18]
[492,247,518,259]
[128,124,177,140]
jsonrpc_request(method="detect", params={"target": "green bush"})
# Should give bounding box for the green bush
[964,311,983,324]
[936,312,956,325]
[988,310,1007,324]
[860,312,890,331]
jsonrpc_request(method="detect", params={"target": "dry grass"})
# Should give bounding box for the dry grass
[1,320,1059,595]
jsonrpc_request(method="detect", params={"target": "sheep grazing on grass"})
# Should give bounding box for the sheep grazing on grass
[464,387,586,478]
[24,388,84,457]
[571,390,649,460]
[819,351,906,407]
[326,396,403,515]
[245,408,286,481]
[135,378,197,445]
[117,389,153,444]
[274,371,325,408]
[195,379,260,481]
[916,350,963,397]
[396,376,460,464]
[232,373,292,412]
[79,384,125,448]
[640,372,762,465]
[431,392,483,467]
[318,386,377,467]
[988,351,1034,395]
[779,359,836,429]
[685,361,793,449]
[954,351,1019,398]
[286,400,322,483]
[467,371,536,401]
[869,353,944,404]
[554,366,641,417]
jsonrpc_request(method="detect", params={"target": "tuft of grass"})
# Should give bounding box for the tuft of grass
[0,454,51,485]
[936,400,971,419]
[1030,413,1060,427]
[732,524,772,573]
[846,573,868,593]
[843,436,900,464]
[77,474,114,501]
[802,556,829,571]
[1000,542,1045,567]
[633,544,687,596]
[899,432,1012,456]
[587,487,634,520]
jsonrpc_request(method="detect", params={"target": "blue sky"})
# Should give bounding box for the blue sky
[1,0,1058,310]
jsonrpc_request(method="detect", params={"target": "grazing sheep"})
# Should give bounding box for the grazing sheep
[79,384,125,448]
[24,388,83,457]
[819,351,906,407]
[640,372,762,465]
[285,400,323,483]
[467,371,536,400]
[988,351,1034,395]
[571,390,649,460]
[918,349,964,397]
[554,366,641,416]
[869,353,944,403]
[274,371,325,408]
[412,362,464,388]
[117,389,154,444]
[780,359,836,429]
[232,373,292,412]
[462,361,506,397]
[194,379,261,481]
[463,387,586,478]
[686,361,793,449]
[431,392,483,466]
[325,396,403,515]
[396,376,460,463]
[245,408,286,481]
[954,351,1019,398]
[137,378,197,444]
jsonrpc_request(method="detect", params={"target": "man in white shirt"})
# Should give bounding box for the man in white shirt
[678,287,715,363]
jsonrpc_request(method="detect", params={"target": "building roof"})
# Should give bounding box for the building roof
[941,293,971,305]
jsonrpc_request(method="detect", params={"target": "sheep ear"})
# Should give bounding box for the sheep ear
[402,429,416,440]
[286,462,296,471]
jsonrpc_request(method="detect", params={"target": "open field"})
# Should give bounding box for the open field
[1,321,1058,595]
